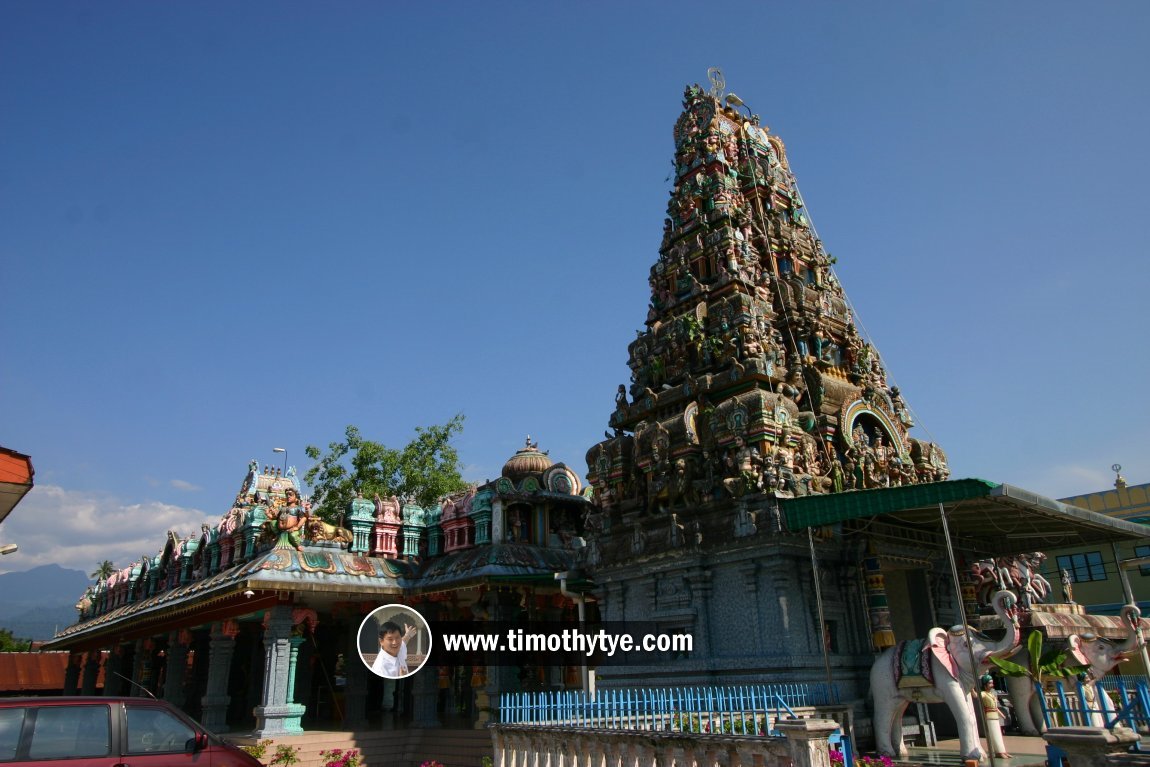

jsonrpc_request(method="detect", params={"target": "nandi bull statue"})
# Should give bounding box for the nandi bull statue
[870,590,1019,762]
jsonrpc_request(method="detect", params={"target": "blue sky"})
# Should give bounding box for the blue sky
[2,1,1148,574]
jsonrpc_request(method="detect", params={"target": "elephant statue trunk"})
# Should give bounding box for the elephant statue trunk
[1005,603,1143,735]
[871,590,1019,761]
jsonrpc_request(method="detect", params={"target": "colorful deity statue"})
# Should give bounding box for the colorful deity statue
[273,487,309,552]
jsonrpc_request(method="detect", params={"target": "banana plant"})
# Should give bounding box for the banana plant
[990,631,1088,726]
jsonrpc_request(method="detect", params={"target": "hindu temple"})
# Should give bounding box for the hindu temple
[47,444,593,738]
[45,76,1150,763]
[577,78,1150,735]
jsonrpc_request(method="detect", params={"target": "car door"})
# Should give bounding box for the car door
[118,704,208,767]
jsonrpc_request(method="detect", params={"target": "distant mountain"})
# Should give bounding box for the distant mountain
[0,605,79,643]
[0,564,90,641]
[0,565,90,605]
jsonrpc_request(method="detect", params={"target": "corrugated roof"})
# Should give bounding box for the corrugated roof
[0,651,104,692]
[784,479,1150,556]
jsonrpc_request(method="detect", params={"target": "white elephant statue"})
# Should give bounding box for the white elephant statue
[870,590,1019,761]
[1005,604,1142,735]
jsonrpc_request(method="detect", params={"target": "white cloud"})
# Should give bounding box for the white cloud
[0,485,213,576]
[1012,464,1116,502]
[169,479,202,492]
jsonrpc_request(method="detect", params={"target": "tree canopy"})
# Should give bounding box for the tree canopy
[90,560,115,581]
[0,627,31,652]
[304,415,468,521]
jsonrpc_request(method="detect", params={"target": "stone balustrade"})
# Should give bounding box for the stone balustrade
[492,717,840,767]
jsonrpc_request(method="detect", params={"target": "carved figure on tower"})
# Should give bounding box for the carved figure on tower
[585,78,949,540]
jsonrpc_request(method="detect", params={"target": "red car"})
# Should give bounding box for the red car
[0,697,261,766]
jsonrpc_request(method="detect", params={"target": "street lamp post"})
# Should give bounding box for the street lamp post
[0,544,17,556]
[273,447,287,474]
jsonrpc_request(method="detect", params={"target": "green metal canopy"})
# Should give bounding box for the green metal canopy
[784,478,1150,556]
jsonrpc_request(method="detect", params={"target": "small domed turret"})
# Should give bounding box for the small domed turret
[502,436,553,483]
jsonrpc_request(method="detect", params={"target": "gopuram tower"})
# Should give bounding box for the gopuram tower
[583,79,951,686]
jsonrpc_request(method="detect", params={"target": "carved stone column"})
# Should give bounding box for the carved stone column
[776,717,840,767]
[81,651,101,695]
[686,567,713,657]
[63,652,82,695]
[343,622,368,728]
[411,662,442,728]
[863,544,895,650]
[739,561,762,655]
[133,638,154,693]
[103,646,125,696]
[200,621,238,732]
[253,605,305,736]
[164,631,190,706]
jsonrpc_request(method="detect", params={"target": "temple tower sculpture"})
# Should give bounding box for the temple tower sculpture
[582,81,952,685]
[586,82,948,521]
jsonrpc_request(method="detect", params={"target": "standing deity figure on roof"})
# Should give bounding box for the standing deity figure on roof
[274,487,309,552]
[1061,568,1075,603]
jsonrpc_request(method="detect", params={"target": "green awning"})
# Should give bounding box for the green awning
[784,479,1150,556]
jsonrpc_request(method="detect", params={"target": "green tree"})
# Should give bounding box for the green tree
[0,627,31,652]
[90,560,115,581]
[304,416,467,521]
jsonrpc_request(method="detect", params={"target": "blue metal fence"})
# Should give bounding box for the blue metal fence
[1039,677,1150,731]
[499,682,840,735]
[1039,677,1150,767]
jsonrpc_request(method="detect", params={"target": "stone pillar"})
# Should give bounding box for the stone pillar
[253,606,305,736]
[164,631,190,706]
[81,651,101,695]
[103,647,125,696]
[63,652,82,695]
[379,677,398,715]
[863,544,895,650]
[776,717,840,767]
[489,498,504,544]
[347,494,375,554]
[411,663,441,728]
[133,638,154,693]
[201,621,238,732]
[286,636,305,704]
[686,566,713,658]
[486,589,523,708]
[344,623,368,728]
[492,728,506,767]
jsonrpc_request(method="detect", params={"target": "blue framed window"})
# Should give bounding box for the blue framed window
[1056,552,1106,582]
[1135,545,1150,576]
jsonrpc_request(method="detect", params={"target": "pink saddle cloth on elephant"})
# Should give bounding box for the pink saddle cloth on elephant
[894,633,956,689]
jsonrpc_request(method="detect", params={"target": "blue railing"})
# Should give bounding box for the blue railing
[499,682,840,736]
[1097,677,1150,733]
[1040,677,1150,767]
[1039,677,1150,731]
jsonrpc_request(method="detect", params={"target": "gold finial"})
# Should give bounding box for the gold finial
[1113,463,1127,490]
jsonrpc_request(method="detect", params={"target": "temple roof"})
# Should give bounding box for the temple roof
[414,543,578,591]
[45,546,408,649]
[501,437,553,482]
